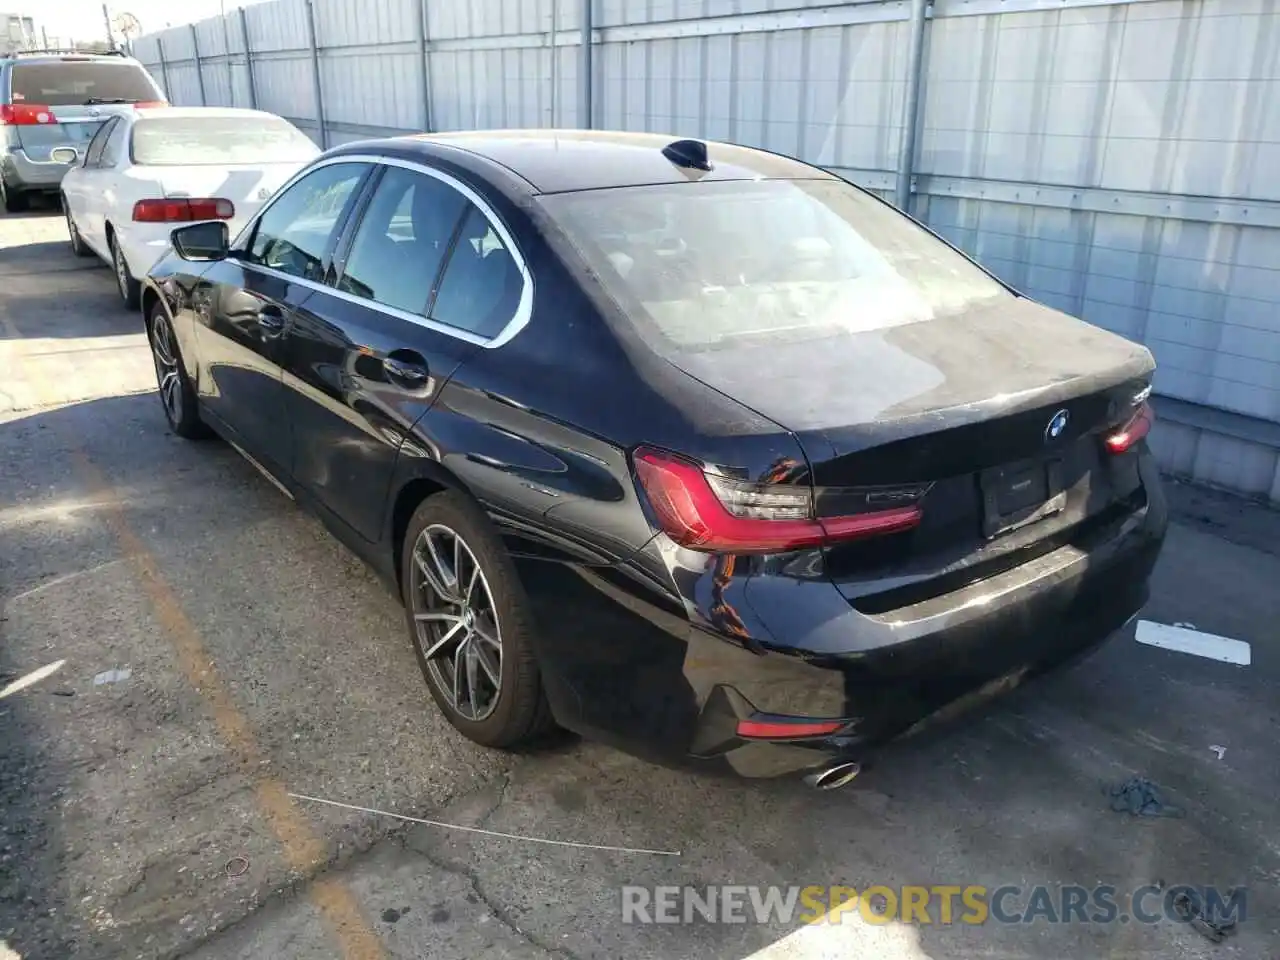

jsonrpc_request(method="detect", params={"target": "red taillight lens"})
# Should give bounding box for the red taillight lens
[631,447,923,554]
[133,198,234,223]
[1104,401,1154,454]
[133,100,170,109]
[736,717,847,740]
[0,103,55,125]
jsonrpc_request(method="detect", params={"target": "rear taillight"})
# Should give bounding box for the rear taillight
[0,103,55,125]
[133,198,234,223]
[632,447,923,554]
[133,100,170,109]
[1104,401,1154,454]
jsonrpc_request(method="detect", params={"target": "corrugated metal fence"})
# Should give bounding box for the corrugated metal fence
[131,0,1280,504]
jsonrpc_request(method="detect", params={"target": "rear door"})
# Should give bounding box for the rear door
[64,116,119,256]
[192,160,372,478]
[280,159,528,542]
[6,57,161,159]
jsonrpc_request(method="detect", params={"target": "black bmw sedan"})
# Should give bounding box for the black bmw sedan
[140,130,1167,785]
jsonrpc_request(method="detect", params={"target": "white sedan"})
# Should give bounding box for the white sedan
[58,106,320,308]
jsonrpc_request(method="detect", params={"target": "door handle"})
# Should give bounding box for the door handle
[257,304,286,335]
[383,351,430,388]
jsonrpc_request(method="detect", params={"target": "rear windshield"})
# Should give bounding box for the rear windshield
[538,178,1010,351]
[10,61,159,106]
[131,116,319,166]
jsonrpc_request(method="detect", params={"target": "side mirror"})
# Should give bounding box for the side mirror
[171,221,230,261]
[50,146,79,165]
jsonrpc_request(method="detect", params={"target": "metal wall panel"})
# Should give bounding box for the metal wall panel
[320,51,421,130]
[131,0,1280,502]
[244,0,311,53]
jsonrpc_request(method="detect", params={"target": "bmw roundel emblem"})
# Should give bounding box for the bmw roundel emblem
[1045,409,1070,441]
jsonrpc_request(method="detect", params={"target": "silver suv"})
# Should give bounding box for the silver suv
[0,49,165,212]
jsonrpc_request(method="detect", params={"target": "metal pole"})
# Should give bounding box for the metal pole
[191,24,207,105]
[578,0,592,128]
[415,0,432,132]
[304,0,327,147]
[239,5,258,109]
[894,0,929,212]
[549,0,558,127]
[157,35,171,101]
[221,5,235,106]
[102,3,114,48]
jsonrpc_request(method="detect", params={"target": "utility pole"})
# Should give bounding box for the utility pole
[102,3,115,49]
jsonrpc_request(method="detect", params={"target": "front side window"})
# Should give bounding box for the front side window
[538,178,1010,354]
[337,166,468,314]
[131,116,318,166]
[246,163,369,282]
[431,206,523,338]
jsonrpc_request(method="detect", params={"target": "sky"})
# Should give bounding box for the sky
[11,0,255,44]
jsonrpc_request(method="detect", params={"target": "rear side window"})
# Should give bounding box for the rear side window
[431,206,523,338]
[131,116,317,166]
[10,61,160,106]
[538,178,1010,353]
[336,166,468,314]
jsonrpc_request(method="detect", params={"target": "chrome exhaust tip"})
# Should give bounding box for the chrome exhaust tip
[804,761,862,791]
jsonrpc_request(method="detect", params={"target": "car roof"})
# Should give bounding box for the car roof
[3,52,143,65]
[129,106,284,122]
[340,129,836,195]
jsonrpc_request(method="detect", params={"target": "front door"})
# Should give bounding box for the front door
[280,161,528,543]
[192,160,372,478]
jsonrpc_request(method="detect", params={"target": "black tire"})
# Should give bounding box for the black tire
[64,198,91,256]
[1,180,28,214]
[401,490,555,749]
[148,301,210,440]
[110,233,141,309]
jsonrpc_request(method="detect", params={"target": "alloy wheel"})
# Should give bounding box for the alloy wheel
[410,523,503,721]
[150,315,183,426]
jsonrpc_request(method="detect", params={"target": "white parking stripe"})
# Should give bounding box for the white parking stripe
[739,917,930,960]
[1135,620,1252,666]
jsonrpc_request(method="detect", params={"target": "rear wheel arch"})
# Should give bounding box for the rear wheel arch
[140,284,161,332]
[389,464,473,600]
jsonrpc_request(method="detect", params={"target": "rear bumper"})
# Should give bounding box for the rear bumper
[2,151,69,192]
[526,451,1168,780]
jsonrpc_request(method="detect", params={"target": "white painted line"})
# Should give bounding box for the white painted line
[740,914,930,959]
[0,659,66,699]
[1135,620,1251,666]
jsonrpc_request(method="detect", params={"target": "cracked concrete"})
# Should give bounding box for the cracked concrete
[2,205,1279,960]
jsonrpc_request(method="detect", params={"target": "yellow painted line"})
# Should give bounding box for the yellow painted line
[70,449,387,960]
[0,281,382,958]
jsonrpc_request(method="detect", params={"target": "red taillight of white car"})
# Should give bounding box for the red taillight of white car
[133,198,235,223]
[632,446,924,554]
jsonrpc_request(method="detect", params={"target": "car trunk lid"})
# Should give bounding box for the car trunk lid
[663,296,1155,607]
